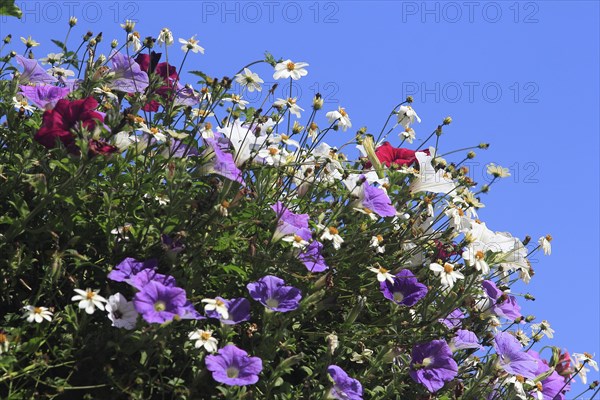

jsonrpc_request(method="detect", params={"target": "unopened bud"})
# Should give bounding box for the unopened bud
[292,121,304,134]
[9,50,16,58]
[443,116,452,125]
[522,235,531,246]
[95,33,103,43]
[467,151,476,159]
[524,293,535,301]
[144,36,155,49]
[480,185,489,193]
[89,39,97,47]
[111,39,118,49]
[312,93,324,110]
[83,31,93,41]
[478,143,490,149]
[406,96,413,103]
[525,315,535,323]
[3,34,12,44]
[69,16,78,27]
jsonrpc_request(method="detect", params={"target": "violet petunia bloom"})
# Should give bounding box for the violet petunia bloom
[128,268,177,290]
[409,340,458,393]
[179,300,205,320]
[205,297,251,325]
[205,344,263,386]
[163,138,199,158]
[528,350,570,400]
[19,84,70,109]
[201,137,244,184]
[14,55,57,84]
[354,177,397,218]
[174,84,200,107]
[482,280,522,321]
[297,240,329,272]
[327,365,363,400]
[449,329,482,352]
[493,332,538,379]
[133,280,187,324]
[108,257,158,283]
[271,201,311,241]
[439,308,465,329]
[247,275,302,312]
[379,269,428,306]
[108,52,149,93]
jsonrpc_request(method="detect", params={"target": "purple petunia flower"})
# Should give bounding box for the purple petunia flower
[493,332,538,379]
[128,268,177,290]
[14,55,57,84]
[161,234,185,254]
[19,84,70,109]
[297,240,329,272]
[205,297,251,325]
[108,52,149,93]
[409,340,458,393]
[439,308,465,329]
[327,365,363,400]
[163,138,199,158]
[449,329,482,352]
[202,137,244,184]
[174,84,200,107]
[528,350,570,400]
[482,280,522,321]
[205,344,263,386]
[356,178,397,218]
[133,280,187,324]
[271,201,311,241]
[178,300,205,320]
[379,269,428,306]
[108,257,158,283]
[247,275,302,312]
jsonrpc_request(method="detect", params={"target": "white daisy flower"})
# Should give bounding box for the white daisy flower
[368,265,395,283]
[320,226,344,250]
[273,97,304,118]
[396,105,421,129]
[462,243,490,274]
[429,262,464,289]
[370,235,386,254]
[235,68,264,92]
[530,320,554,339]
[282,234,309,249]
[179,35,204,54]
[157,28,174,46]
[201,298,229,320]
[487,163,511,178]
[222,94,249,110]
[72,288,107,314]
[23,305,53,323]
[325,107,352,131]
[538,235,552,255]
[188,329,219,353]
[273,59,309,80]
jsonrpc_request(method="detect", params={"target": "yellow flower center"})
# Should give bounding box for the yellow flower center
[268,147,279,156]
[281,134,289,141]
[338,107,347,117]
[154,301,166,312]
[216,299,225,307]
[475,251,485,260]
[293,235,304,243]
[33,307,43,314]
[516,375,525,383]
[286,61,296,71]
[86,290,95,300]
[328,227,339,235]
[379,267,389,274]
[584,352,593,359]
[443,263,454,274]
[201,331,212,341]
[363,207,373,214]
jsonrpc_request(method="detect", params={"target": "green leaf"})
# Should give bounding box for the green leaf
[0,0,22,18]
[51,39,67,52]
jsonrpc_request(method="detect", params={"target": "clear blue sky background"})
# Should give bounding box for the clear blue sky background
[2,0,598,393]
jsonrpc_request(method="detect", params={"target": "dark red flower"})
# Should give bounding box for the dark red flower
[375,142,421,167]
[34,97,104,153]
[134,52,179,112]
[555,350,575,378]
[88,139,118,157]
[433,240,460,262]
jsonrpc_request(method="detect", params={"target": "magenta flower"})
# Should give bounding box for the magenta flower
[271,201,311,241]
[19,84,69,109]
[108,52,149,93]
[379,269,428,306]
[205,344,263,386]
[297,240,329,272]
[205,297,251,325]
[14,55,57,84]
[327,365,363,400]
[493,332,538,379]
[409,340,458,393]
[108,257,158,283]
[482,280,522,320]
[247,275,302,312]
[133,280,187,324]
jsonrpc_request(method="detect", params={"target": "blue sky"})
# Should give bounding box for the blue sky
[2,0,599,393]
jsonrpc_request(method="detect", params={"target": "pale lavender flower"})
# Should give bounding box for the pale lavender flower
[14,55,57,84]
[18,84,70,109]
[327,365,363,399]
[493,331,538,379]
[202,137,244,184]
[205,344,263,386]
[449,329,482,351]
[297,240,329,272]
[108,52,149,93]
[271,201,311,241]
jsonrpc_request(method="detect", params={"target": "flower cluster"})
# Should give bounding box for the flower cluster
[0,21,595,400]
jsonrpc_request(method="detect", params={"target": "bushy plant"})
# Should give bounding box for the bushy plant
[0,15,597,400]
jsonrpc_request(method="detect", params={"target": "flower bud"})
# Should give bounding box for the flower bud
[111,39,118,49]
[524,293,535,301]
[467,151,476,159]
[95,33,103,44]
[443,116,452,125]
[525,315,535,323]
[478,143,490,149]
[522,235,531,245]
[122,20,136,33]
[69,16,78,27]
[3,34,12,44]
[312,93,323,110]
[144,36,155,49]
[292,121,304,134]
[9,51,16,58]
[89,39,97,47]
[406,96,413,103]
[481,185,489,193]
[362,135,384,179]
[326,333,338,355]
[83,31,93,41]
